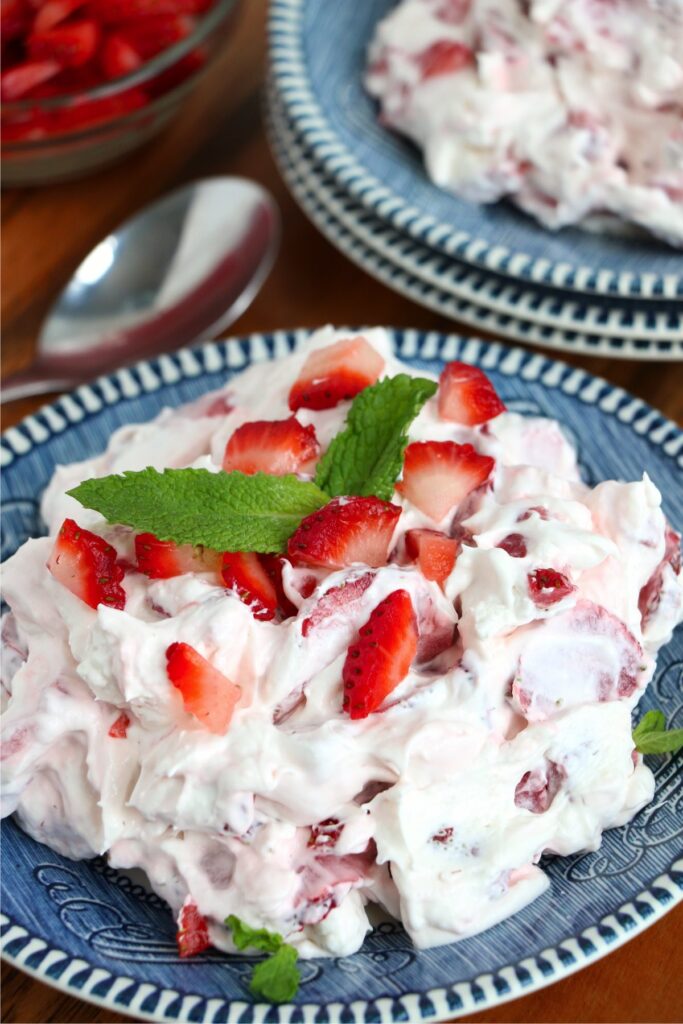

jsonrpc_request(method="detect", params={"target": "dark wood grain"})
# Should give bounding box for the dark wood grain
[2,1,682,1021]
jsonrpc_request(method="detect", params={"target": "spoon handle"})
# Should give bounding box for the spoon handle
[1,367,76,404]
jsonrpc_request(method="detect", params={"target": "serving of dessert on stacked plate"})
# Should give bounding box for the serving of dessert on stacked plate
[267,0,683,360]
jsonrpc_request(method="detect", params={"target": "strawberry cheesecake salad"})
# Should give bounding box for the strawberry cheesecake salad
[366,0,683,245]
[2,327,682,975]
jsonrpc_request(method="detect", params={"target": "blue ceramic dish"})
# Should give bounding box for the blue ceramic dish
[1,330,682,1023]
[269,0,683,301]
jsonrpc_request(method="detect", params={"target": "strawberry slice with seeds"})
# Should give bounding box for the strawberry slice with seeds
[28,19,100,67]
[259,554,298,619]
[135,533,221,579]
[514,761,566,814]
[101,32,143,78]
[438,361,505,426]
[342,589,418,719]
[48,518,126,610]
[221,551,278,621]
[398,441,494,522]
[301,572,375,636]
[527,568,574,607]
[108,711,130,738]
[176,900,211,958]
[418,40,474,79]
[222,416,319,476]
[288,496,401,570]
[288,336,384,412]
[405,529,458,585]
[116,13,194,60]
[1,58,60,100]
[166,642,241,734]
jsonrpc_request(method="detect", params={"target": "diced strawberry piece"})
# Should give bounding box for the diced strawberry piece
[1,58,59,100]
[117,13,193,60]
[92,0,210,21]
[405,529,458,585]
[514,761,566,813]
[308,817,344,850]
[301,572,375,636]
[418,40,474,79]
[2,0,30,40]
[638,524,682,628]
[221,551,278,621]
[146,46,205,96]
[288,336,384,412]
[28,20,100,68]
[398,441,494,522]
[288,496,401,570]
[108,711,130,738]
[48,519,126,611]
[437,361,505,426]
[33,0,87,33]
[166,642,241,734]
[342,589,418,719]
[259,554,299,619]
[222,416,319,476]
[497,533,527,557]
[431,826,454,843]
[135,533,221,579]
[101,32,143,78]
[527,568,574,607]
[176,900,210,958]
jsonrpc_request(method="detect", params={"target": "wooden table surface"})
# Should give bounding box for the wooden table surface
[2,2,682,1021]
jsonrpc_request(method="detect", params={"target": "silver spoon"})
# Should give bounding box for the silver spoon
[2,177,280,404]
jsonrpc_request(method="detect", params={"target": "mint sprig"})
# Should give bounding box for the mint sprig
[226,915,300,1003]
[68,469,328,554]
[632,710,683,755]
[314,373,437,501]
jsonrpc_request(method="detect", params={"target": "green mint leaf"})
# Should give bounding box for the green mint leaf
[68,469,329,554]
[633,710,683,755]
[250,944,300,1004]
[226,915,283,955]
[315,374,438,501]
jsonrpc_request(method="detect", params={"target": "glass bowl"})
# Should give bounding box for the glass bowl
[1,0,239,186]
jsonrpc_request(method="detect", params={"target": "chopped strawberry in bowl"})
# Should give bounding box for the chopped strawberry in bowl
[1,0,238,184]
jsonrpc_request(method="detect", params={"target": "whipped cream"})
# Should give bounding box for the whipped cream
[366,0,683,245]
[2,326,682,959]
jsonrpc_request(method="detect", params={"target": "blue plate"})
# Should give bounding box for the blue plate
[2,331,682,1023]
[269,0,683,301]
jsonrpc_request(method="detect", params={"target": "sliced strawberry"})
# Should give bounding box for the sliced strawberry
[101,32,143,79]
[135,533,221,579]
[514,761,566,813]
[527,568,574,607]
[117,13,194,60]
[92,0,210,20]
[166,642,241,734]
[1,0,30,41]
[288,336,384,412]
[48,88,147,132]
[33,0,87,33]
[221,551,278,621]
[405,529,458,585]
[288,496,401,570]
[1,58,59,100]
[222,416,319,476]
[398,441,494,522]
[301,572,375,636]
[48,518,126,611]
[437,361,505,426]
[497,533,527,558]
[146,46,204,96]
[176,900,210,958]
[108,711,130,738]
[418,40,474,79]
[342,589,418,719]
[28,19,100,68]
[259,554,298,619]
[308,818,344,850]
[638,524,682,628]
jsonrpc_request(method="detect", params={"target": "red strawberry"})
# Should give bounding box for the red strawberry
[221,551,278,621]
[638,524,681,628]
[514,761,566,814]
[497,533,527,557]
[301,572,375,636]
[398,441,494,522]
[288,336,384,412]
[1,58,59,100]
[342,589,418,719]
[108,711,130,738]
[48,88,147,132]
[33,0,88,33]
[308,818,344,850]
[405,529,458,585]
[176,901,210,958]
[418,40,474,79]
[288,497,401,570]
[437,361,505,426]
[48,519,126,611]
[116,13,193,60]
[101,32,142,78]
[222,416,319,476]
[92,0,210,21]
[165,642,241,734]
[1,0,30,40]
[259,554,298,619]
[28,20,100,68]
[527,568,574,607]
[135,533,221,579]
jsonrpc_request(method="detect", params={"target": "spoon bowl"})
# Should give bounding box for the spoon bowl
[2,177,280,403]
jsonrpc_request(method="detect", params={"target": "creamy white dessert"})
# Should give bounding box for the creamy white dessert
[1,326,682,962]
[366,0,683,246]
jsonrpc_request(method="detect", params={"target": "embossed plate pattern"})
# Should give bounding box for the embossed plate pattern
[1,330,682,1023]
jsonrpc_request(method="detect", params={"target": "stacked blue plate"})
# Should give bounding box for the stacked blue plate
[267,0,683,360]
